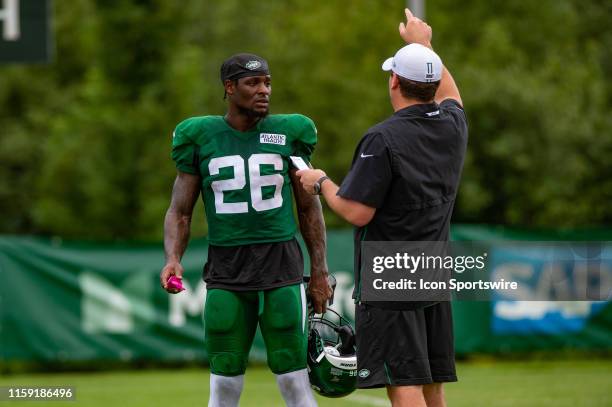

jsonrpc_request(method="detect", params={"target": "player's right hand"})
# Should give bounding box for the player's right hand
[399,8,433,48]
[160,261,184,294]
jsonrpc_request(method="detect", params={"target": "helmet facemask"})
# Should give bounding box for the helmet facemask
[307,308,357,398]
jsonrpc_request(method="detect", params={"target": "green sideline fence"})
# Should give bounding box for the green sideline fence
[0,226,611,362]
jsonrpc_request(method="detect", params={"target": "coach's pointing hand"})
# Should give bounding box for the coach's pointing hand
[399,8,432,48]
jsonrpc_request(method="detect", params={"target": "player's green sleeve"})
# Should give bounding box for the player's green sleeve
[292,115,317,162]
[171,118,199,174]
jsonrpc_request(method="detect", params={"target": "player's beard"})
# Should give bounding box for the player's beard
[238,104,269,119]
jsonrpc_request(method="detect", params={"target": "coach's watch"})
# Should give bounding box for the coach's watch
[313,176,330,195]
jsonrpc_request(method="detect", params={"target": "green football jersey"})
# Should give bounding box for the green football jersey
[172,114,317,246]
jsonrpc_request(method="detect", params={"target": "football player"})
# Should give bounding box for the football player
[160,53,332,407]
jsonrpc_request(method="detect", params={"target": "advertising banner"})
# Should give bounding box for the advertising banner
[0,227,610,362]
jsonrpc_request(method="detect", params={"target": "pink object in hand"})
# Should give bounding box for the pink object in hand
[167,276,185,292]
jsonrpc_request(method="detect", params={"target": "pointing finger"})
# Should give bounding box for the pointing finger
[404,8,414,21]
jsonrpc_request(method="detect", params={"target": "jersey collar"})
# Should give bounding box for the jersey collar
[394,102,439,118]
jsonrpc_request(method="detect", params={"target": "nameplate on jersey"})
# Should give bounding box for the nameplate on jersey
[260,133,286,146]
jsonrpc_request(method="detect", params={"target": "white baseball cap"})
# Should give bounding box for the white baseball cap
[381,43,443,83]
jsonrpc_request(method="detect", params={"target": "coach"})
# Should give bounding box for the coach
[296,9,468,407]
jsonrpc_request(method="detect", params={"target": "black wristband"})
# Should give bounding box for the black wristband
[313,176,330,195]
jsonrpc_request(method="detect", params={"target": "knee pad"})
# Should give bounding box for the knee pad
[268,346,304,374]
[209,352,248,376]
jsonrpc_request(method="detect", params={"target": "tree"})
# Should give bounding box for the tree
[0,0,610,239]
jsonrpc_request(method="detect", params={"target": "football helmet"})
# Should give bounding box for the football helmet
[307,307,357,398]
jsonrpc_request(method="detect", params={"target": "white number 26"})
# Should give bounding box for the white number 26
[208,154,284,214]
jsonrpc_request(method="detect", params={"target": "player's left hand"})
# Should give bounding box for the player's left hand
[296,168,326,195]
[308,272,333,314]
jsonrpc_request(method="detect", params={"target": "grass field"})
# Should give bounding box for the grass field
[1,360,610,406]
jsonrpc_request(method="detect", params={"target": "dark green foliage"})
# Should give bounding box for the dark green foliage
[0,0,610,239]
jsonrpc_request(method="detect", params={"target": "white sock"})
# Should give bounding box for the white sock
[208,374,244,407]
[276,369,318,407]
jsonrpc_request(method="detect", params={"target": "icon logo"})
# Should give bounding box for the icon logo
[358,369,370,378]
[245,60,262,70]
[360,153,374,158]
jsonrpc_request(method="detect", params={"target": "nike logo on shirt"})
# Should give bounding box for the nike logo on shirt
[360,153,374,158]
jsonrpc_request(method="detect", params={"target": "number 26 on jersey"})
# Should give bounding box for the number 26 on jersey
[209,153,284,214]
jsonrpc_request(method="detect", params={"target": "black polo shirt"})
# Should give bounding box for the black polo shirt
[337,99,468,307]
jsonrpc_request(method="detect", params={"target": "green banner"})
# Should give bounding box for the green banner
[0,227,611,362]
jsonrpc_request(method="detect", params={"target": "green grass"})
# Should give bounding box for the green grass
[0,360,610,406]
